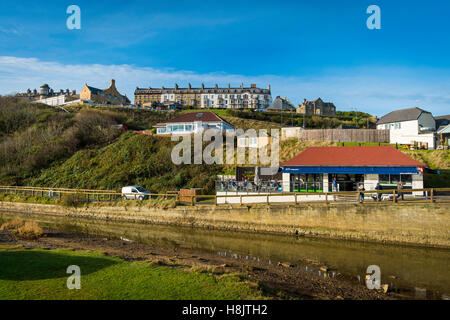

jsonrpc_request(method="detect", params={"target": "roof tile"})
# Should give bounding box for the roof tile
[282,146,425,167]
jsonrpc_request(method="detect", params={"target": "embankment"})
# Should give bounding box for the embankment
[1,201,449,248]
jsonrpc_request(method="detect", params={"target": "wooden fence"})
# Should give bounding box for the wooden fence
[298,129,389,143]
[0,186,449,206]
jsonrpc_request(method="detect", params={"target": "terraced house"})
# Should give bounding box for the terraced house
[134,83,272,109]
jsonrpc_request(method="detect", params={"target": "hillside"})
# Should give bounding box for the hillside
[0,98,448,192]
[28,133,221,193]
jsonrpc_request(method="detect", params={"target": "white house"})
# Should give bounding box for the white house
[154,111,234,135]
[200,85,272,109]
[377,107,436,149]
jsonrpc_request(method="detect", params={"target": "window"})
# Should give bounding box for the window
[185,124,193,131]
[238,137,246,147]
[249,137,258,148]
[380,174,412,185]
[395,123,401,129]
[108,94,111,99]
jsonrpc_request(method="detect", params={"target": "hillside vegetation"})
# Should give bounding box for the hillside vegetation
[0,98,448,192]
[29,133,220,193]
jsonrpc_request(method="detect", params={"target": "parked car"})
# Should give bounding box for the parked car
[121,186,151,200]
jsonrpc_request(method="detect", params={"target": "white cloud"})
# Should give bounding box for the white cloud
[0,56,449,116]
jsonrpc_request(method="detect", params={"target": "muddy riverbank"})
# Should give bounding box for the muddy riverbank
[1,210,449,300]
[0,228,388,300]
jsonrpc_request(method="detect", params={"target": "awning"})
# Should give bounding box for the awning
[282,166,421,174]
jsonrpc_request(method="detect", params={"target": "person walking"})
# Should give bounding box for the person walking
[397,180,404,201]
[358,184,365,203]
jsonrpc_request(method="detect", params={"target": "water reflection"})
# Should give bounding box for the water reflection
[1,211,449,299]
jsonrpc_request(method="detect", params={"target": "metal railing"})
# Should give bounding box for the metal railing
[0,185,449,207]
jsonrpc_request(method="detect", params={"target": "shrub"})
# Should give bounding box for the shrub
[0,219,44,239]
[16,221,44,239]
[0,219,25,231]
[60,193,87,207]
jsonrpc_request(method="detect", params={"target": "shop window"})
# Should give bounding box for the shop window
[380,174,412,185]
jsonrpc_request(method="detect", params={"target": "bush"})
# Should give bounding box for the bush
[0,219,44,239]
[0,219,24,231]
[16,221,44,239]
[60,193,87,207]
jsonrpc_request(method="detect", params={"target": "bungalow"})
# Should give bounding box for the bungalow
[154,111,234,135]
[377,107,436,149]
[435,115,450,148]
[281,146,425,195]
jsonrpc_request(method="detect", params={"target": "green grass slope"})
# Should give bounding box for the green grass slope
[0,246,266,300]
[28,132,221,193]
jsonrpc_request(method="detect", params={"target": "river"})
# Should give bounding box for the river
[1,210,449,299]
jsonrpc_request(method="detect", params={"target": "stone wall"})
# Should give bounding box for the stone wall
[0,201,448,248]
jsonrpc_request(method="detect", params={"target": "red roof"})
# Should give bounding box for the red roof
[165,111,226,124]
[282,146,425,167]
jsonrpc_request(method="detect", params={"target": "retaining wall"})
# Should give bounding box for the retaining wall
[0,201,449,248]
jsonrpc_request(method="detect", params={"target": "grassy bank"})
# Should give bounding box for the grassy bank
[0,245,267,300]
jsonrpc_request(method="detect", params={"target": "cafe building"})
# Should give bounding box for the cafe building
[281,146,425,194]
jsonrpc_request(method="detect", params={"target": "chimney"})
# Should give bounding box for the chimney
[228,83,231,89]
[267,84,271,91]
[175,83,178,89]
[110,79,116,88]
[215,84,218,89]
[201,83,205,89]
[188,83,192,89]
[251,84,256,88]
[241,83,244,88]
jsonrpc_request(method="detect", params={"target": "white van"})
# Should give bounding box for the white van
[121,186,151,200]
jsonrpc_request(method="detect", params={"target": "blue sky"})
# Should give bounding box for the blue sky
[0,0,449,116]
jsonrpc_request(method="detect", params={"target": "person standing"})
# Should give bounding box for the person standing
[397,180,404,200]
[358,184,365,203]
[375,183,382,202]
[332,177,338,192]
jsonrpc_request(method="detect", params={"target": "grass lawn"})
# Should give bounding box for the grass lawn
[0,245,267,300]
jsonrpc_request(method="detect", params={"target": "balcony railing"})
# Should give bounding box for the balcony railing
[216,180,282,193]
